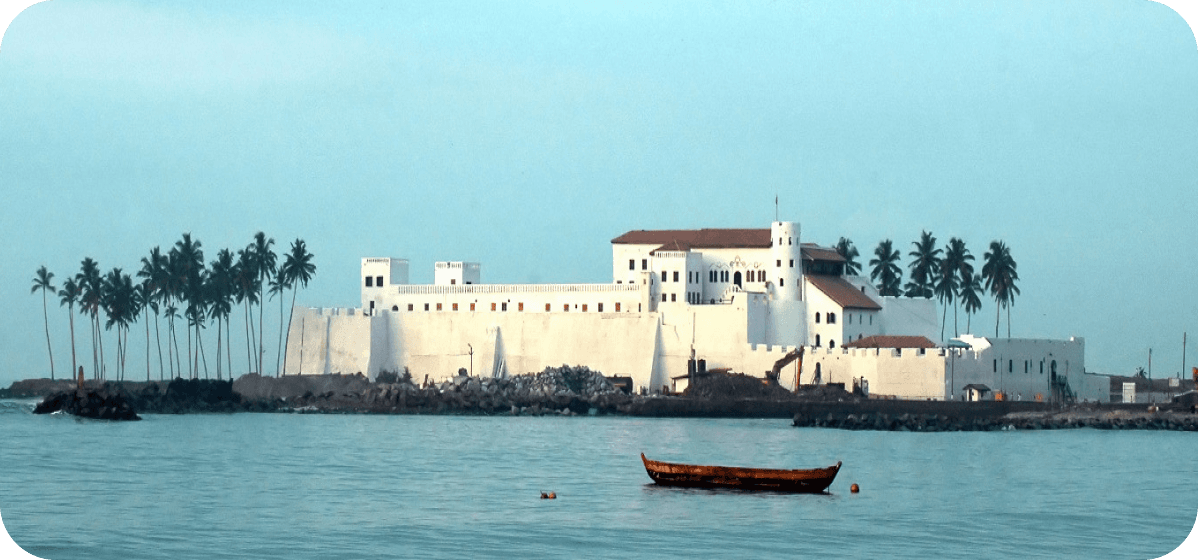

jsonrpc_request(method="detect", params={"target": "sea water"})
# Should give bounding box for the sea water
[0,401,1194,559]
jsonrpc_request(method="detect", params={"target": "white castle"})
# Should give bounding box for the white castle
[283,221,1108,402]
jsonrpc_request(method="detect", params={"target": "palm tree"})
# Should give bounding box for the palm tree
[235,248,258,374]
[251,232,277,377]
[280,239,316,375]
[982,240,1020,338]
[58,278,81,381]
[77,258,102,379]
[209,249,236,380]
[906,231,940,299]
[101,268,136,381]
[834,238,861,276]
[959,273,984,333]
[172,233,204,377]
[138,247,168,380]
[134,281,153,382]
[869,240,903,297]
[937,237,973,339]
[269,269,289,376]
[31,266,56,380]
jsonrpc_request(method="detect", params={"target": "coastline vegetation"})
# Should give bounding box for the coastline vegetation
[31,232,316,382]
[835,234,1019,340]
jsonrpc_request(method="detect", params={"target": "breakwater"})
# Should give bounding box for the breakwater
[791,400,1198,431]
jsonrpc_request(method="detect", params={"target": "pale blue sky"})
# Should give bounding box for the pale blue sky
[2,0,1196,386]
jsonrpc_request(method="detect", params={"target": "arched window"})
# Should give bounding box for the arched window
[815,334,821,347]
[391,305,398,312]
[830,339,836,348]
[815,313,821,324]
[828,312,837,324]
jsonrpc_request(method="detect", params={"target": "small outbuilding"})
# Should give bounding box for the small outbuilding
[963,383,992,402]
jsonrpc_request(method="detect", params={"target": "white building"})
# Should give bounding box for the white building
[284,221,1103,402]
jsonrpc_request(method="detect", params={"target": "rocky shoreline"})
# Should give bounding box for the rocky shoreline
[11,368,1198,430]
[790,401,1198,431]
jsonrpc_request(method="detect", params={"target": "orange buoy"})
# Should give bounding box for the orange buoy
[540,492,557,499]
[850,483,860,493]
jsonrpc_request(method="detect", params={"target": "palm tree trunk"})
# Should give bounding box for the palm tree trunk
[953,301,959,337]
[244,300,253,374]
[258,281,266,378]
[145,309,151,382]
[197,325,209,379]
[97,315,106,380]
[282,290,298,376]
[154,312,164,381]
[90,313,98,379]
[1007,305,1011,338]
[226,316,232,378]
[276,294,285,376]
[67,304,77,382]
[41,290,54,380]
[940,304,947,343]
[216,319,222,380]
[995,303,1000,338]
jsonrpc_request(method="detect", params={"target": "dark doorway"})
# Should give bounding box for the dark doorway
[734,271,742,288]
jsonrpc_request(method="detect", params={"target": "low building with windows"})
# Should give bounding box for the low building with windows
[284,220,1103,401]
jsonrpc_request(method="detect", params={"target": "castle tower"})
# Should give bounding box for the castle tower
[770,221,802,300]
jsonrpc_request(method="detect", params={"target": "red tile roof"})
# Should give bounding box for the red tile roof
[613,229,846,263]
[806,275,881,310]
[800,244,845,263]
[612,229,772,249]
[843,335,937,349]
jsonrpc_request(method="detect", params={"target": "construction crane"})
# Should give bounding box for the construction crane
[764,347,804,387]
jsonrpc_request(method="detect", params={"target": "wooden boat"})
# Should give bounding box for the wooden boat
[641,453,841,493]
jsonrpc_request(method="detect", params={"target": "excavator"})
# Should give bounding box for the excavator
[764,346,804,388]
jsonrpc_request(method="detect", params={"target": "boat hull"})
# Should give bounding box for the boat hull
[641,453,841,493]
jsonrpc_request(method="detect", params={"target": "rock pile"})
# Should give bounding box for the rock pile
[294,365,631,415]
[792,409,1198,431]
[33,386,140,420]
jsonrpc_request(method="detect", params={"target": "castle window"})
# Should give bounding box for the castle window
[815,313,821,323]
[670,293,676,302]
[828,313,836,324]
[491,303,497,311]
[451,279,456,285]
[777,260,781,267]
[848,314,852,325]
[1009,360,1013,373]
[391,305,398,312]
[598,303,603,312]
[563,304,569,312]
[470,303,476,311]
[760,271,766,282]
[546,303,551,311]
[365,276,373,287]
[662,294,667,302]
[830,340,835,348]
[661,271,667,282]
[788,237,792,245]
[408,304,414,311]
[424,303,429,311]
[673,271,679,282]
[815,335,821,347]
[501,302,507,311]
[452,303,458,311]
[779,278,784,287]
[1040,361,1044,374]
[709,271,715,282]
[377,276,383,286]
[436,303,442,311]
[993,359,997,372]
[789,259,794,268]
[582,304,588,312]
[869,315,873,325]
[722,270,729,282]
[1024,361,1028,373]
[519,302,524,311]
[629,259,635,271]
[642,259,648,270]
